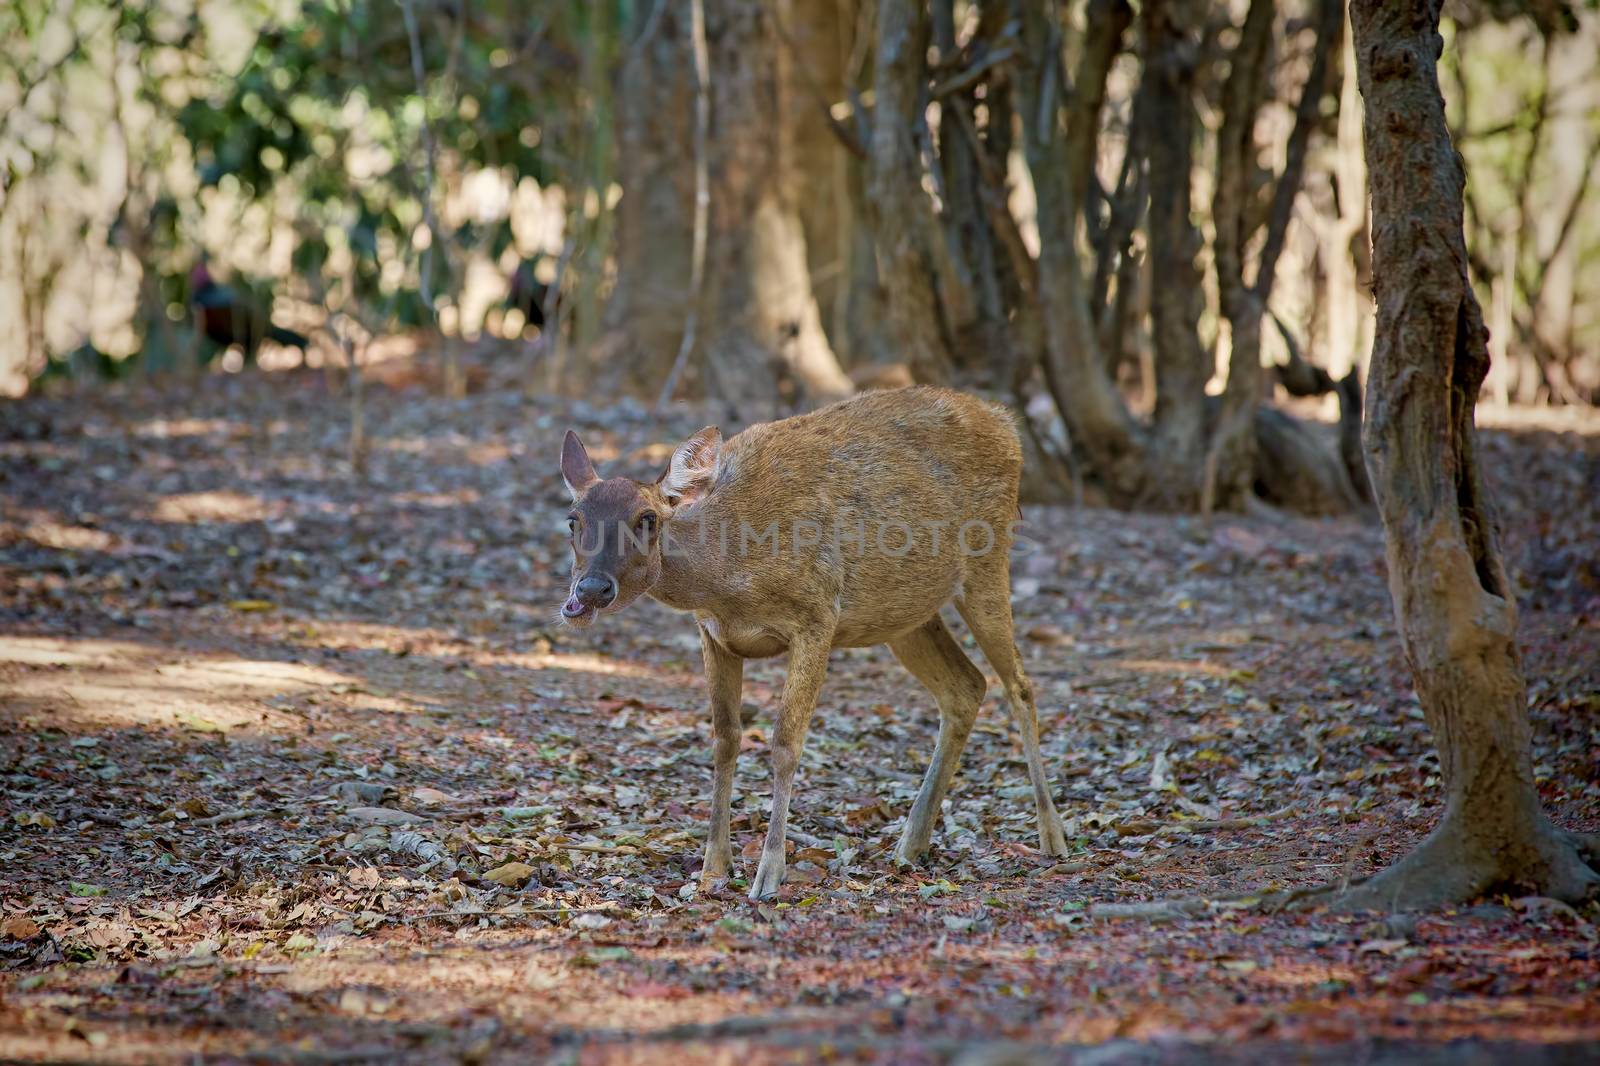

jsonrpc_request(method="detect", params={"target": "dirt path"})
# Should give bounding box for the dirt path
[2,371,1597,1062]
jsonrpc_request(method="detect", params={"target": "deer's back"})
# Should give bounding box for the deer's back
[720,387,1018,518]
[700,387,1020,649]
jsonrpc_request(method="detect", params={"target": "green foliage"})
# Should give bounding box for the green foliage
[4,0,612,383]
[176,0,580,322]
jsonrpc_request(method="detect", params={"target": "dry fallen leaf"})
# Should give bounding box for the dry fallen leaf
[347,806,428,826]
[483,862,536,888]
[347,866,383,889]
[2,373,1595,1058]
[1,916,41,940]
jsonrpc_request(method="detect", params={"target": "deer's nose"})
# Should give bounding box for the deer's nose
[575,574,617,608]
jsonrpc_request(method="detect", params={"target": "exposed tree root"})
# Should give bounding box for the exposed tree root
[1569,831,1600,866]
[1022,400,1368,515]
[190,807,280,828]
[1251,405,1364,515]
[1331,815,1600,914]
[1156,805,1295,837]
[402,904,621,924]
[1089,880,1346,923]
[1089,819,1600,921]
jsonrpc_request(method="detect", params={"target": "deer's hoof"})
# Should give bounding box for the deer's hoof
[893,838,930,868]
[700,847,733,888]
[748,856,785,901]
[1038,821,1069,858]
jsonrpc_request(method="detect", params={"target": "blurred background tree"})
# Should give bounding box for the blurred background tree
[2,0,1596,513]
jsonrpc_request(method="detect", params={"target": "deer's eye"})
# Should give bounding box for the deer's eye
[636,513,657,536]
[566,517,578,536]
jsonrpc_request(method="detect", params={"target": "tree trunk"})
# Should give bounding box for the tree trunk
[601,0,851,413]
[1139,0,1208,509]
[1205,0,1342,513]
[595,0,695,393]
[1015,0,1148,503]
[1322,8,1373,381]
[931,1,999,386]
[1525,20,1598,402]
[1203,0,1274,514]
[784,0,855,362]
[846,0,1369,518]
[867,0,956,384]
[1342,0,1598,910]
[700,0,852,414]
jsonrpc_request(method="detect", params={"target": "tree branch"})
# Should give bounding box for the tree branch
[1213,0,1274,317]
[930,45,1017,98]
[398,0,441,319]
[765,2,869,159]
[1063,0,1129,215]
[1015,0,1143,497]
[1141,0,1208,482]
[654,0,710,410]
[1254,0,1342,298]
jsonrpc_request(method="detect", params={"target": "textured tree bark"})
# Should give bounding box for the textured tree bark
[1203,0,1274,515]
[1015,0,1148,503]
[1342,0,1598,910]
[1322,8,1373,381]
[932,0,1005,385]
[595,2,694,392]
[595,0,694,394]
[868,0,956,384]
[600,0,851,412]
[1140,0,1208,509]
[700,2,852,413]
[1205,0,1342,513]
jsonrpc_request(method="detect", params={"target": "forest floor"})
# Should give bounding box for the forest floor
[2,365,1598,1064]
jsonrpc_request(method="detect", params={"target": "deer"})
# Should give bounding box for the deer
[558,386,1069,901]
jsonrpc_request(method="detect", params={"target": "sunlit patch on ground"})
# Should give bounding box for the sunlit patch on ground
[0,639,344,733]
[129,417,244,441]
[16,522,117,553]
[149,489,272,524]
[0,637,152,668]
[0,376,1595,1062]
[1094,657,1235,679]
[389,489,483,508]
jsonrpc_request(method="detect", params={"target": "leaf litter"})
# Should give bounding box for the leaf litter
[0,367,1596,1062]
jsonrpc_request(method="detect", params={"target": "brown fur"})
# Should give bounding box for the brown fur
[560,386,1068,900]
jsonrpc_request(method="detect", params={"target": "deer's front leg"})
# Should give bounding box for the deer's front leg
[749,627,833,902]
[699,624,744,889]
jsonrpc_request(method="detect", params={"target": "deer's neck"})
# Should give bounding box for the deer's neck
[650,514,725,612]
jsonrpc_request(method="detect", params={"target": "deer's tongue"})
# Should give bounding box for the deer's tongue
[562,595,593,619]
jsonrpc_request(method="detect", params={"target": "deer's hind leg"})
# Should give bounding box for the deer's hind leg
[888,614,986,864]
[955,557,1070,857]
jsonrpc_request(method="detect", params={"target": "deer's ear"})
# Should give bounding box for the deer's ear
[659,426,721,508]
[561,430,598,498]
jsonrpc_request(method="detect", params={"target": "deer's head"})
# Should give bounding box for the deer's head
[557,427,720,626]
